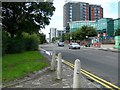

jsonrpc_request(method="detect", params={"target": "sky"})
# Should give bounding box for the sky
[41,0,119,38]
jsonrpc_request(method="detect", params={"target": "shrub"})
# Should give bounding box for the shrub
[115,29,120,36]
[2,31,9,55]
[2,32,39,54]
[22,32,39,51]
[7,37,25,53]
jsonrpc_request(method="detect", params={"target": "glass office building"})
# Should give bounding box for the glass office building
[114,18,120,32]
[69,21,97,32]
[69,18,119,37]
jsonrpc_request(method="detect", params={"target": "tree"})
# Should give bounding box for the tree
[115,29,120,36]
[38,33,46,44]
[64,33,70,41]
[74,29,83,40]
[79,26,97,39]
[2,2,55,38]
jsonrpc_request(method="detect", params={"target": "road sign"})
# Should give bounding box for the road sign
[103,33,106,37]
[97,34,100,37]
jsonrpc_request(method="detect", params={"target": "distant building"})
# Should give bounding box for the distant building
[69,18,120,37]
[49,28,64,42]
[49,28,57,42]
[114,18,120,32]
[63,1,103,33]
[57,30,64,37]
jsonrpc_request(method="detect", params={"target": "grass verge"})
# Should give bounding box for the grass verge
[2,51,49,83]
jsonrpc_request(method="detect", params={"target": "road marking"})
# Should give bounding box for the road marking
[40,48,120,89]
[63,60,120,90]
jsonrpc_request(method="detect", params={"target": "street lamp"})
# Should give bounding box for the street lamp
[67,22,72,43]
[86,36,88,39]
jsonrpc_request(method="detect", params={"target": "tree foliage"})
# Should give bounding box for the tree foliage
[38,33,46,44]
[115,29,120,36]
[2,2,55,37]
[64,26,97,41]
[80,26,97,39]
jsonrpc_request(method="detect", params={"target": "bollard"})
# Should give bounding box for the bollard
[73,59,81,88]
[50,51,56,71]
[57,53,62,79]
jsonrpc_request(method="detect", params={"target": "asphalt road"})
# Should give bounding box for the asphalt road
[39,43,119,86]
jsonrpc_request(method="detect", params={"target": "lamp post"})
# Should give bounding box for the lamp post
[86,36,88,47]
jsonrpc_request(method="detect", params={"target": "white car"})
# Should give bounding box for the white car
[58,41,64,47]
[69,43,80,49]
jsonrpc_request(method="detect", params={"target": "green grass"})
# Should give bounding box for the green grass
[2,51,49,83]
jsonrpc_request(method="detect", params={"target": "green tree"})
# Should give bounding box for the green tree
[115,29,120,36]
[64,33,70,41]
[38,33,46,44]
[79,26,97,39]
[2,2,55,38]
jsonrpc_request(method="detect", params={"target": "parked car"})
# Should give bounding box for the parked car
[69,43,80,49]
[58,41,64,47]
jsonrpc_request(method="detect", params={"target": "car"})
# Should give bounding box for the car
[69,43,80,49]
[58,41,64,47]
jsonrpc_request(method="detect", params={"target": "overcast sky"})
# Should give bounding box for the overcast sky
[41,0,119,38]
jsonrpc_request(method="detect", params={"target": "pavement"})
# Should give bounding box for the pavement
[82,44,119,52]
[3,64,101,89]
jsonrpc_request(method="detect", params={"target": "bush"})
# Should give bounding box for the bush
[7,37,25,53]
[115,29,120,36]
[2,31,9,55]
[38,33,46,44]
[2,32,40,55]
[22,32,39,51]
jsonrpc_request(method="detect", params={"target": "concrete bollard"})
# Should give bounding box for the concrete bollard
[50,51,56,71]
[57,53,62,79]
[73,59,81,88]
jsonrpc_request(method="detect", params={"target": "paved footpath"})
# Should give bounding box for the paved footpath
[82,44,119,52]
[3,64,101,89]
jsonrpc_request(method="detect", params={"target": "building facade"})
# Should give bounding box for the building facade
[114,18,120,32]
[49,28,57,42]
[89,5,103,20]
[57,30,64,38]
[63,1,103,33]
[69,18,120,37]
[49,28,64,42]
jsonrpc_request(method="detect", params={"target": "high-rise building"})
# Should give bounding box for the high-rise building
[89,4,103,20]
[63,1,103,33]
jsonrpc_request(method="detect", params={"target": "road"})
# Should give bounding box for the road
[39,43,118,86]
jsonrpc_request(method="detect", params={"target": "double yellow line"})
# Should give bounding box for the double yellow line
[63,60,120,90]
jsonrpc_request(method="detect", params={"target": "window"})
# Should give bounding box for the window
[70,9,72,12]
[69,18,72,21]
[80,3,83,7]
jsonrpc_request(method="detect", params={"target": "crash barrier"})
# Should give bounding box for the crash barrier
[50,52,81,88]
